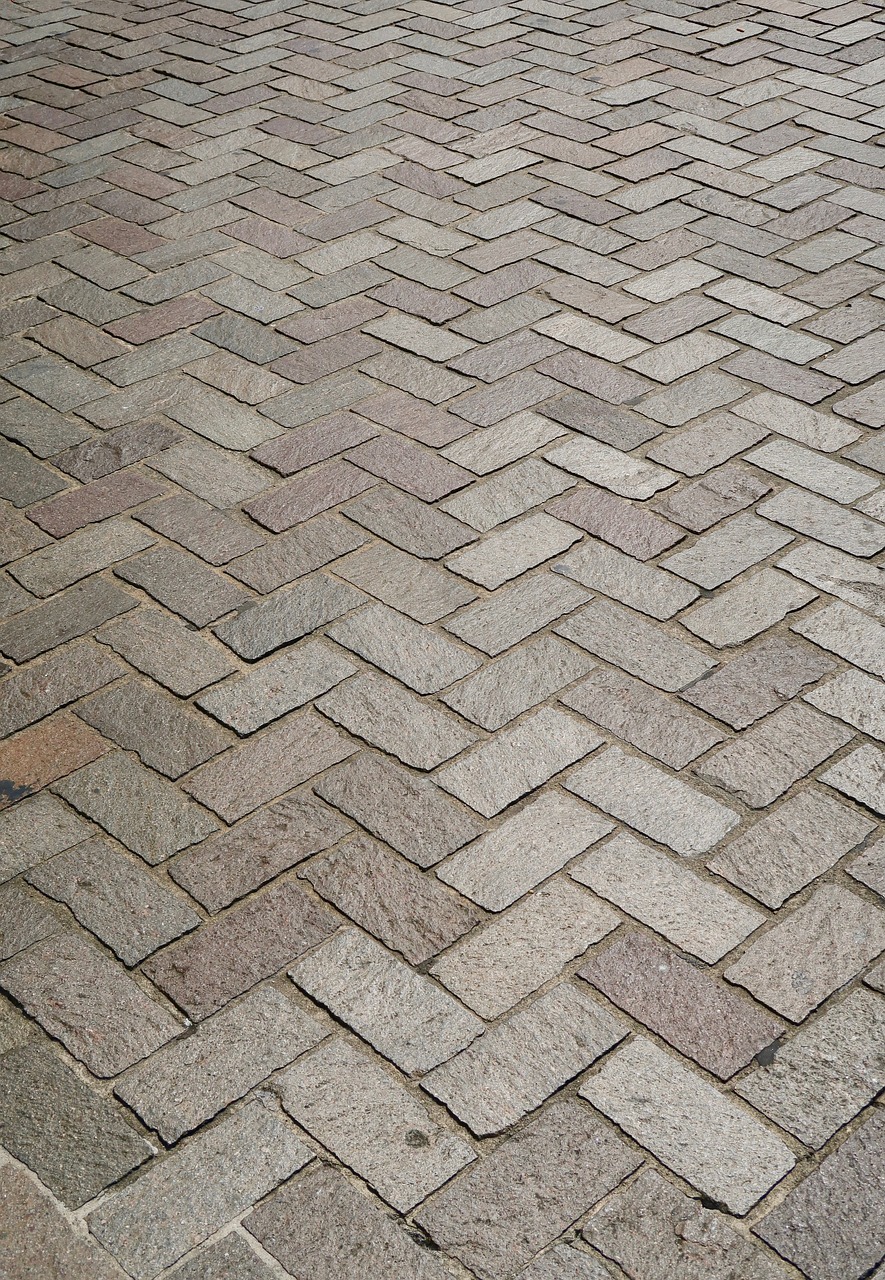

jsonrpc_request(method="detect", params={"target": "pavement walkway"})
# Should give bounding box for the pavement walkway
[0,0,884,1275]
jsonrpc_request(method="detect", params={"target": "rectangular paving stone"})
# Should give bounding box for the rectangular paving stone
[0,1043,151,1208]
[820,743,885,815]
[737,987,885,1149]
[585,1169,789,1280]
[850,837,885,899]
[0,932,182,1077]
[302,833,481,966]
[580,1037,795,1215]
[793,601,885,678]
[165,1237,276,1280]
[662,513,794,589]
[245,1162,452,1280]
[580,931,784,1080]
[182,710,356,823]
[55,751,218,865]
[568,746,739,858]
[519,1243,611,1280]
[431,878,619,1020]
[446,573,590,656]
[197,640,355,736]
[547,484,684,560]
[545,436,677,499]
[556,599,716,692]
[0,793,90,883]
[439,459,572,534]
[441,635,593,733]
[28,836,200,966]
[571,831,764,964]
[0,640,124,739]
[746,439,878,503]
[97,607,237,697]
[414,1100,641,1280]
[682,568,818,648]
[759,488,885,558]
[317,670,477,771]
[725,885,885,1021]
[28,471,165,538]
[755,1111,885,1280]
[213,575,365,660]
[342,484,476,559]
[144,880,339,1021]
[555,539,699,621]
[708,788,876,908]
[0,712,109,809]
[693,702,853,808]
[681,635,836,729]
[423,983,626,1137]
[327,601,481,693]
[435,706,601,818]
[9,518,155,598]
[291,927,483,1075]
[0,882,59,960]
[88,1099,310,1280]
[334,541,475,623]
[135,495,265,566]
[245,460,376,530]
[116,987,327,1143]
[0,578,136,664]
[445,514,580,590]
[805,668,885,742]
[735,389,860,451]
[117,544,251,628]
[0,1164,126,1280]
[277,1036,474,1212]
[438,790,612,912]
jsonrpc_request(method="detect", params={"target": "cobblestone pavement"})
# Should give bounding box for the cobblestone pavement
[1,0,885,1272]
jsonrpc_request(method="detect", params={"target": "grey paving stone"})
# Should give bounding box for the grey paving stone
[725,885,885,1021]
[116,544,250,628]
[197,640,355,735]
[755,1111,885,1280]
[820,743,885,815]
[171,793,351,914]
[446,513,581,591]
[652,464,772,534]
[277,1036,475,1211]
[568,746,739,858]
[0,1164,125,1280]
[0,1043,151,1208]
[708,788,876,908]
[343,484,476,558]
[54,751,218,865]
[431,878,619,1019]
[290,927,484,1075]
[581,930,783,1080]
[116,987,327,1143]
[682,568,818,648]
[315,751,483,868]
[746,439,878,503]
[681,635,836,729]
[0,881,59,960]
[334,541,475,623]
[9,517,155,598]
[438,790,613,911]
[213,574,365,660]
[519,1243,611,1280]
[89,1099,310,1280]
[693,702,853,808]
[545,436,677,499]
[850,836,885,899]
[28,837,200,965]
[737,987,885,1149]
[302,833,481,965]
[423,983,626,1137]
[327,602,481,693]
[228,515,366,595]
[414,1100,641,1280]
[585,1169,790,1280]
[148,439,272,508]
[556,539,698,621]
[547,483,685,560]
[0,639,124,739]
[557,598,716,693]
[793,601,885,677]
[0,578,137,664]
[97,607,237,697]
[759,488,885,558]
[0,932,182,1077]
[662,513,794,589]
[805,668,885,742]
[581,1038,794,1215]
[439,459,573,533]
[166,1236,277,1280]
[245,1162,452,1280]
[571,831,763,963]
[646,414,768,476]
[0,793,90,883]
[435,706,602,818]
[446,573,590,656]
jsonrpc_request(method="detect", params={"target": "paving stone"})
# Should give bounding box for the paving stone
[556,599,716,693]
[55,751,218,865]
[0,1164,125,1280]
[291,927,483,1075]
[54,419,181,483]
[662,513,794,589]
[0,1042,151,1207]
[444,514,579,591]
[415,1099,641,1280]
[708,788,876,908]
[759,488,885,558]
[652,464,772,534]
[755,1111,885,1280]
[581,1037,794,1215]
[77,679,229,778]
[0,578,137,664]
[441,634,593,733]
[519,1243,611,1280]
[197,640,354,736]
[439,460,573,534]
[144,880,339,1022]
[0,932,181,1076]
[0,639,124,737]
[423,983,626,1137]
[585,1169,790,1280]
[0,712,110,809]
[29,471,165,538]
[116,544,251,627]
[327,601,481,694]
[547,484,684,560]
[693,702,854,809]
[545,436,677,500]
[682,635,836,730]
[315,751,482,869]
[335,541,475,623]
[213,575,364,660]
[725,885,885,1021]
[277,1036,474,1212]
[737,987,885,1149]
[342,484,476,558]
[793,601,885,678]
[245,1162,452,1280]
[89,1099,310,1280]
[555,539,699,621]
[646,414,769,476]
[431,878,619,1020]
[97,607,237,697]
[820,743,885,814]
[446,573,590,657]
[435,706,601,819]
[166,1236,277,1280]
[228,515,365,594]
[116,987,326,1143]
[747,439,878,503]
[0,793,90,883]
[850,836,885,899]
[562,668,724,770]
[244,460,376,531]
[0,881,59,960]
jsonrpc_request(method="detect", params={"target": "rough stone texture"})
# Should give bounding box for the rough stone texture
[414,1100,641,1280]
[116,987,327,1142]
[580,931,784,1080]
[0,1164,125,1280]
[88,1099,310,1280]
[423,983,626,1136]
[682,636,837,729]
[164,1236,277,1280]
[581,1038,795,1215]
[755,1111,885,1280]
[197,640,355,735]
[276,1036,475,1211]
[0,793,89,882]
[440,635,593,732]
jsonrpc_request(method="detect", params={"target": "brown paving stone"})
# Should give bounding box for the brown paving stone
[0,714,108,810]
[27,470,166,537]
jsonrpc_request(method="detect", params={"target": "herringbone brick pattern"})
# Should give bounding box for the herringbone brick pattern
[0,0,884,1272]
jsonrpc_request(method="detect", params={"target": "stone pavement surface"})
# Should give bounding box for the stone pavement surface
[1,0,885,1272]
